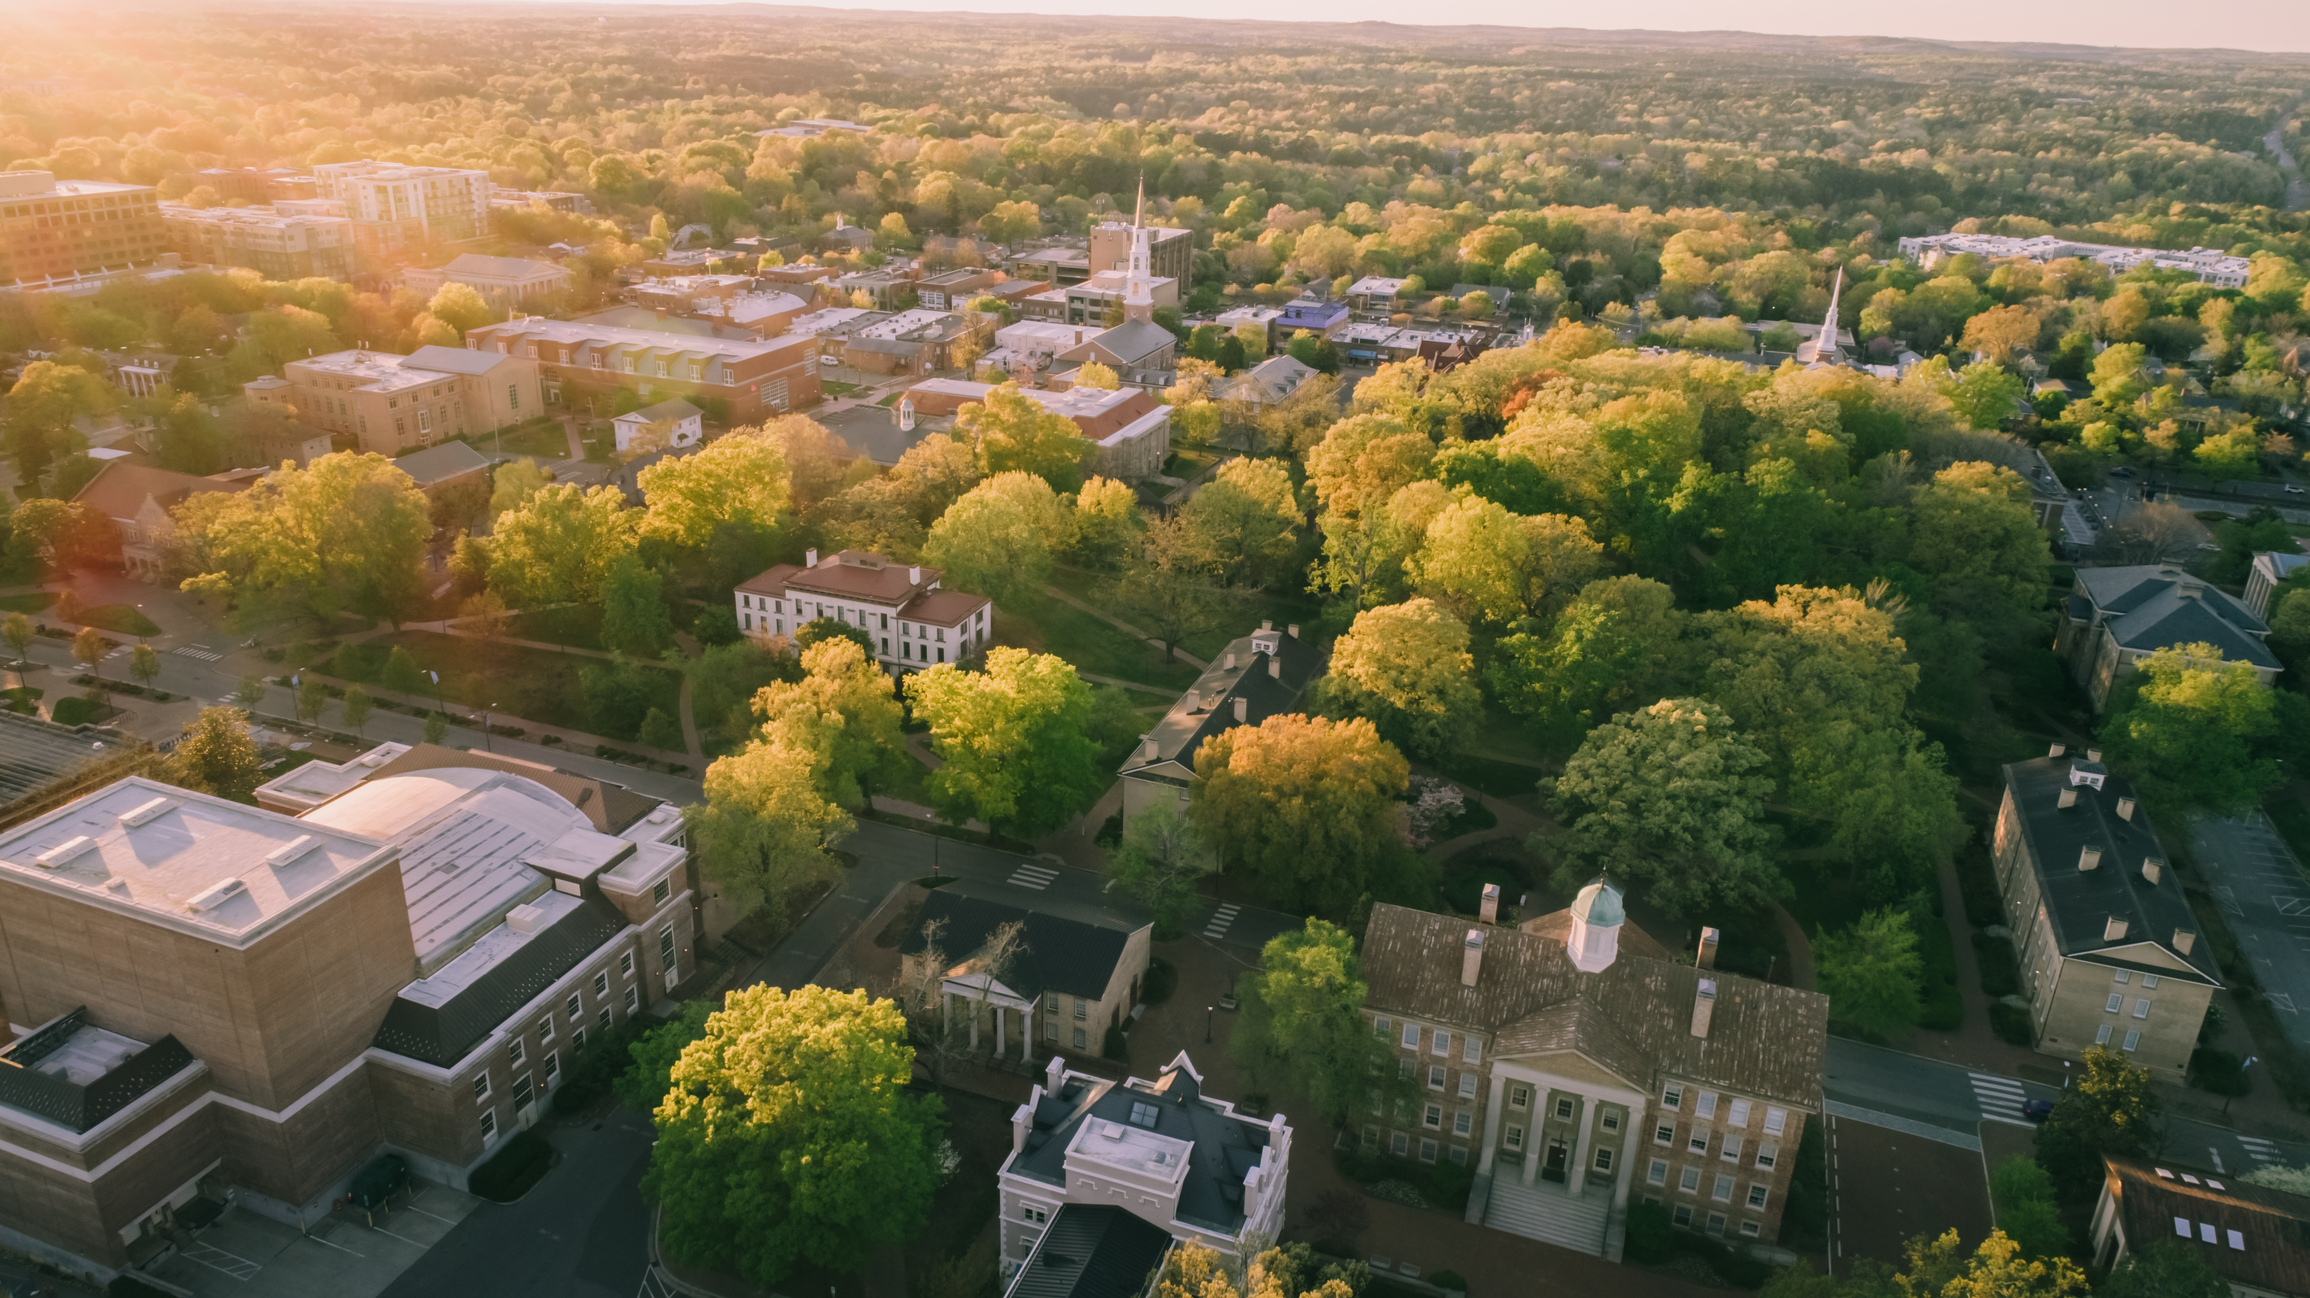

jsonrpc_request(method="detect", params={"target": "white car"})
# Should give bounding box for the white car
[820,356,840,367]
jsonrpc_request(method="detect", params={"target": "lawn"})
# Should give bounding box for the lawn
[1042,564,1324,669]
[992,591,1202,690]
[821,380,865,398]
[0,591,56,614]
[318,631,681,742]
[506,605,606,651]
[0,685,41,715]
[74,604,162,637]
[483,419,575,460]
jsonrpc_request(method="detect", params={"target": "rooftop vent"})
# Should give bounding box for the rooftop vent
[507,903,546,935]
[1140,737,1158,761]
[805,547,819,566]
[33,836,95,868]
[2079,846,2103,871]
[119,796,177,828]
[2118,797,2137,821]
[2142,859,2163,886]
[909,565,922,584]
[1479,883,1500,925]
[263,835,319,868]
[2175,929,2197,955]
[185,878,247,912]
[2104,916,2130,942]
[1233,697,1247,723]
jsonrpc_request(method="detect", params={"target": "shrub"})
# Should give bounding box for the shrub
[1624,1200,1675,1264]
[1955,837,2004,927]
[1920,980,1964,1031]
[51,695,106,726]
[467,1129,554,1201]
[2191,1047,2252,1097]
[552,1016,654,1115]
[1973,932,2021,998]
[1141,955,1177,1006]
[1990,1001,2034,1045]
[1103,1025,1128,1061]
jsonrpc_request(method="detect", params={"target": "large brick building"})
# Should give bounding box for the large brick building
[463,318,820,422]
[1359,887,1826,1260]
[246,345,539,456]
[0,744,694,1281]
[0,172,168,288]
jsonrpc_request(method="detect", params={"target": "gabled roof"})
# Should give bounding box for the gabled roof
[1119,626,1320,782]
[618,397,702,424]
[2103,1156,2310,1297]
[1999,756,2219,983]
[71,461,246,522]
[1066,319,1175,367]
[392,439,491,487]
[1006,1205,1174,1298]
[898,884,1146,1002]
[1224,356,1317,405]
[2075,565,2277,669]
[1361,903,1829,1110]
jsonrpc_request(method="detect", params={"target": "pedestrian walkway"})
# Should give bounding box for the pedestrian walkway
[1967,1072,2031,1127]
[1006,862,1060,890]
[1202,902,1241,941]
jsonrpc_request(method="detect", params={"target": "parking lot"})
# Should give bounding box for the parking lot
[1824,1116,1992,1268]
[2194,814,2310,1054]
[148,1181,480,1298]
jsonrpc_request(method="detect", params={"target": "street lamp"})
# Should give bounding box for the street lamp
[2227,1057,2259,1117]
[1205,1005,1214,1043]
[483,703,498,752]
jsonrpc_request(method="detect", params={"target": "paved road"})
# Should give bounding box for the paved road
[1825,1038,2310,1176]
[11,635,704,805]
[2193,814,2310,1056]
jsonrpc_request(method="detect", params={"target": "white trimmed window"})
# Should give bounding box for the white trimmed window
[1594,1147,1615,1173]
[1431,1031,1449,1056]
[1648,1158,1669,1186]
[624,986,640,1012]
[1510,1085,1531,1110]
[1401,1023,1419,1050]
[1747,1183,1770,1211]
[594,971,609,997]
[2133,999,2151,1019]
[1423,1104,1442,1129]
[1602,1108,1621,1133]
[2145,975,2161,989]
[1679,1167,1701,1194]
[1462,1036,1480,1063]
[1763,1107,1787,1137]
[472,1073,491,1101]
[1453,1112,1473,1137]
[1390,1132,1409,1156]
[1755,1142,1779,1172]
[1418,1139,1438,1164]
[2124,1029,2141,1051]
[480,1109,497,1141]
[509,1038,525,1066]
[566,993,582,1018]
[1673,1204,1694,1228]
[1727,1099,1751,1128]
[1688,1126,1711,1155]
[1713,1173,1735,1202]
[1655,1122,1675,1146]
[2113,970,2131,984]
[2097,1024,2114,1044]
[1457,1073,1477,1100]
[538,1015,553,1042]
[2106,993,2124,1013]
[1695,1091,1718,1121]
[1662,1083,1683,1110]
[1722,1135,1744,1163]
[1429,1066,1446,1090]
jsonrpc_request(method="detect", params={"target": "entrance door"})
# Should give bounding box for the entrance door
[1542,1139,1569,1184]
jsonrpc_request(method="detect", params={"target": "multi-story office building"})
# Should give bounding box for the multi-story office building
[0,172,168,288]
[246,345,539,456]
[1991,748,2220,1080]
[733,548,991,672]
[158,203,355,280]
[462,318,820,423]
[1359,886,1827,1259]
[308,162,490,262]
[0,743,694,1278]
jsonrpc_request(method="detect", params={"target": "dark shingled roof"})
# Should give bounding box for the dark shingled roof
[1010,1059,1272,1235]
[1361,903,1828,1112]
[1005,1205,1173,1298]
[2103,1155,2310,1297]
[0,711,114,810]
[2000,756,2219,984]
[2073,565,2278,670]
[371,897,628,1066]
[1119,627,1319,784]
[898,888,1137,1003]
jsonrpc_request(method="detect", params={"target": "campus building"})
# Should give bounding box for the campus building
[402,254,572,312]
[900,378,1174,482]
[895,881,1152,1062]
[158,202,355,280]
[245,345,539,456]
[1116,622,1317,825]
[1358,886,1827,1259]
[462,318,820,423]
[2246,550,2309,621]
[2090,1156,2310,1294]
[0,172,169,288]
[0,744,694,1280]
[732,548,992,672]
[1991,749,2220,1081]
[69,461,251,583]
[2054,565,2281,710]
[997,1052,1288,1293]
[1897,231,2250,288]
[308,162,491,261]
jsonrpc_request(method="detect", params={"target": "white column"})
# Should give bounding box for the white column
[1022,1008,1034,1063]
[1566,1097,1590,1196]
[1476,1072,1509,1176]
[1523,1117,1540,1186]
[970,998,981,1050]
[994,1005,1006,1058]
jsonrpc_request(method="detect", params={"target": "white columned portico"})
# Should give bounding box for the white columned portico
[1476,1072,1509,1176]
[993,1005,1005,1056]
[1563,1096,1589,1196]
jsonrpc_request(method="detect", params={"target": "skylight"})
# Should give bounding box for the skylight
[1129,1101,1160,1129]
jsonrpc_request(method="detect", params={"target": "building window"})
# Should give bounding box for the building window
[661,926,677,966]
[1045,1021,1058,1041]
[1706,1212,1727,1237]
[1748,1184,1770,1211]
[2095,1023,2113,1044]
[2106,993,2124,1013]
[1655,1123,1676,1146]
[543,1051,559,1081]
[571,1026,586,1053]
[538,1015,554,1042]
[1418,1139,1438,1164]
[1048,994,1061,1013]
[1458,1073,1478,1100]
[652,877,672,906]
[1740,1221,1762,1238]
[1401,1023,1419,1050]
[1763,1107,1787,1137]
[1727,1099,1750,1128]
[1722,1136,1744,1163]
[1602,1109,1621,1133]
[1022,1205,1048,1224]
[1713,1174,1735,1203]
[1431,1031,1450,1056]
[1448,1146,1468,1166]
[1373,1015,1391,1037]
[1755,1142,1778,1172]
[2144,974,2161,989]
[598,1007,612,1031]
[1510,1085,1531,1110]
[1695,1091,1718,1121]
[1595,1147,1614,1173]
[480,1109,497,1141]
[509,1038,525,1066]
[1074,998,1088,1020]
[620,952,634,977]
[472,1073,491,1101]
[1423,1104,1442,1129]
[1648,1158,1669,1186]
[594,972,609,997]
[1679,1167,1701,1195]
[1072,1027,1087,1049]
[508,384,519,410]
[1688,1127,1711,1155]
[2133,999,2151,1019]
[1390,1132,1409,1156]
[1462,1036,1480,1064]
[512,1073,534,1110]
[1554,1097,1575,1121]
[2113,970,2131,984]
[624,987,640,1012]
[1429,1066,1446,1090]
[1662,1084,1683,1110]
[2124,1029,2141,1051]
[1453,1112,1472,1136]
[1673,1204,1694,1228]
[1505,1125,1524,1151]
[566,993,582,1018]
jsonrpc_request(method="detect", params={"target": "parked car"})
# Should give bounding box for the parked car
[2023,1098,2055,1121]
[2287,484,2306,495]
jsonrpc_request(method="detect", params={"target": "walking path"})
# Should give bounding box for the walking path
[1042,584,1210,669]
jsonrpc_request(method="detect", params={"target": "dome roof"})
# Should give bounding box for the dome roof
[1571,878,1624,928]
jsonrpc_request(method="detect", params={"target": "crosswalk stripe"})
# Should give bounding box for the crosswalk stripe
[172,645,224,662]
[1007,864,1059,890]
[1968,1073,2031,1124]
[1203,903,1242,938]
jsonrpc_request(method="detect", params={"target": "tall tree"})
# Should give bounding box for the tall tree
[749,637,907,810]
[1065,475,1142,569]
[903,647,1101,839]
[1318,598,1481,760]
[1105,800,1218,938]
[1192,714,1411,913]
[647,985,945,1287]
[173,452,432,628]
[637,426,792,550]
[163,706,264,802]
[1176,457,1302,589]
[600,551,674,657]
[1548,698,1779,916]
[1816,907,1923,1036]
[2035,1044,2160,1201]
[1488,575,1688,739]
[1231,920,1405,1127]
[922,471,1068,605]
[959,383,1095,492]
[688,736,852,915]
[487,482,640,608]
[1907,461,2050,634]
[1409,496,1603,626]
[2097,642,2284,815]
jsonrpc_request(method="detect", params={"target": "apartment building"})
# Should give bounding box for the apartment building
[0,172,168,288]
[734,548,991,672]
[997,1053,1287,1294]
[1116,623,1316,823]
[0,744,694,1279]
[309,161,490,261]
[1991,749,2220,1080]
[159,203,355,280]
[250,345,538,456]
[2054,565,2280,710]
[1897,231,2250,288]
[900,378,1173,482]
[896,882,1152,1061]
[1359,887,1827,1259]
[463,318,819,422]
[402,254,571,311]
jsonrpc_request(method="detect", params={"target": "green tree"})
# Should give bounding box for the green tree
[689,733,853,914]
[2035,1044,2160,1201]
[601,551,674,657]
[750,637,907,810]
[1231,920,1406,1127]
[2097,642,2282,815]
[488,459,555,518]
[1988,1157,2069,1262]
[173,452,432,629]
[1908,462,2050,634]
[342,685,374,737]
[1816,907,1923,1036]
[163,706,264,802]
[1192,714,1411,913]
[296,674,328,724]
[922,471,1067,605]
[1548,698,1778,916]
[5,360,109,490]
[1105,800,1218,938]
[647,984,945,1287]
[2,612,31,683]
[423,710,450,744]
[959,383,1096,491]
[1066,475,1142,569]
[1318,598,1481,760]
[1176,457,1302,589]
[487,482,640,608]
[904,647,1101,839]
[129,643,161,692]
[381,646,427,698]
[426,281,495,337]
[71,626,106,691]
[2097,1241,2238,1298]
[1944,361,2026,430]
[615,1000,713,1113]
[237,672,270,711]
[638,707,685,752]
[1488,575,1687,739]
[1409,496,1603,626]
[637,425,792,550]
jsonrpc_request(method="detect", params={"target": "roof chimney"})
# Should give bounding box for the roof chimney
[909,565,922,584]
[1697,927,1720,971]
[2104,916,2130,942]
[2142,859,2162,886]
[2079,846,2103,871]
[2048,743,2067,759]
[1232,696,1247,723]
[2087,748,2102,763]
[2117,797,2135,822]
[1462,929,1485,987]
[1224,652,1235,670]
[2058,788,2078,810]
[1287,624,1300,639]
[1261,619,1273,632]
[1691,978,1717,1039]
[1479,883,1500,925]
[1268,657,1280,679]
[2174,929,2196,955]
[806,547,819,567]
[1140,737,1157,761]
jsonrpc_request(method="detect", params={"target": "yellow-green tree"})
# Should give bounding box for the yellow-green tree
[1066,474,1142,569]
[1191,713,1410,913]
[1177,457,1301,589]
[175,452,431,628]
[2097,642,2285,815]
[1320,598,1481,759]
[426,281,495,337]
[922,470,1067,604]
[486,482,639,607]
[688,734,852,914]
[958,383,1094,491]
[1409,495,1603,626]
[903,646,1102,839]
[163,706,265,803]
[637,425,792,549]
[748,636,907,809]
[1072,360,1120,390]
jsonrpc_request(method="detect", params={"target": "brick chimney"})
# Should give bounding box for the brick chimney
[2048,743,2067,758]
[2142,859,2162,886]
[2058,788,2077,809]
[1233,697,1247,722]
[2104,916,2130,942]
[1461,929,1485,987]
[1690,978,1717,1039]
[2087,748,2102,763]
[1479,883,1500,925]
[1697,927,1720,971]
[1268,657,1280,679]
[909,565,922,585]
[1287,624,1300,638]
[2079,846,2103,871]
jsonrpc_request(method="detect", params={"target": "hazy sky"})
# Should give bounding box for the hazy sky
[693,0,2310,55]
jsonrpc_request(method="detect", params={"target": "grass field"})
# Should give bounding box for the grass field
[990,591,1201,690]
[505,605,606,652]
[318,631,680,741]
[74,604,162,637]
[485,419,575,460]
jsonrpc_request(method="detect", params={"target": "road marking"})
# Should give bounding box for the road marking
[1967,1072,2032,1125]
[2238,1135,2281,1164]
[1203,903,1242,940]
[173,644,224,662]
[1823,1099,1981,1151]
[1007,864,1059,890]
[300,1231,364,1257]
[181,1240,262,1280]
